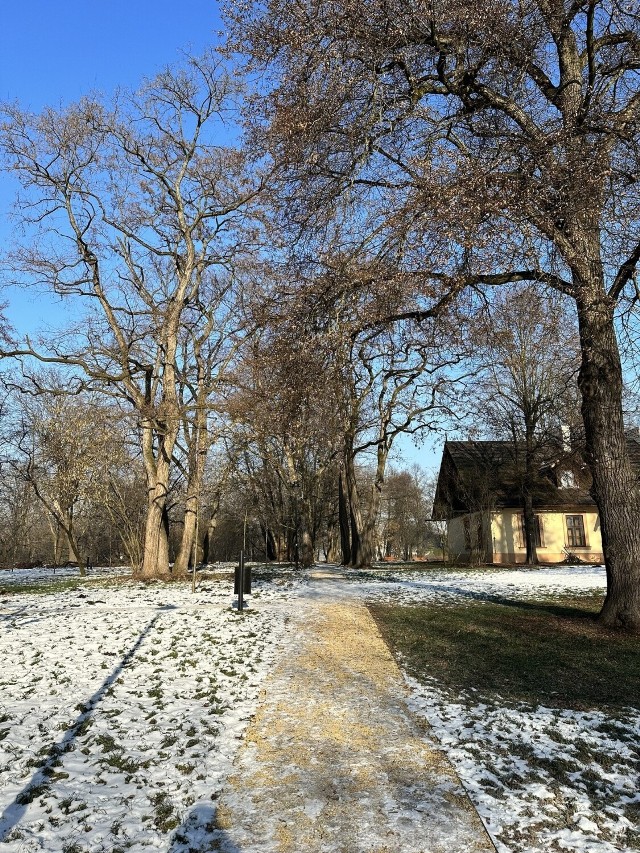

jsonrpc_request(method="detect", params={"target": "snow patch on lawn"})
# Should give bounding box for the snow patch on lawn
[405,680,640,853]
[343,563,608,606]
[0,579,294,852]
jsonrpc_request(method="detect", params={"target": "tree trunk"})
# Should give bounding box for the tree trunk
[299,527,314,568]
[576,288,640,631]
[287,525,296,564]
[344,452,363,567]
[174,494,198,575]
[259,524,277,562]
[352,441,388,570]
[47,519,63,567]
[356,509,379,569]
[325,523,340,562]
[139,418,177,577]
[522,492,538,566]
[50,501,85,575]
[64,523,86,577]
[173,440,206,575]
[267,528,277,561]
[201,491,224,564]
[141,484,170,576]
[338,469,351,565]
[202,514,217,564]
[277,532,287,562]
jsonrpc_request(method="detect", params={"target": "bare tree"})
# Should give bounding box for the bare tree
[282,260,466,569]
[226,1,640,629]
[1,53,262,576]
[226,329,341,567]
[171,279,248,575]
[381,467,432,560]
[339,323,459,568]
[472,287,581,563]
[228,254,463,569]
[12,391,127,574]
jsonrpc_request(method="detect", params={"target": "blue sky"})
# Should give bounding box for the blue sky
[0,1,222,109]
[0,2,442,474]
[0,0,225,335]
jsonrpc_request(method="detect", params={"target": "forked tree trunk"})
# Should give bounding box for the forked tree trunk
[173,440,207,575]
[141,493,170,577]
[30,484,86,576]
[576,288,640,631]
[65,528,82,569]
[140,417,177,577]
[352,441,388,570]
[61,521,86,577]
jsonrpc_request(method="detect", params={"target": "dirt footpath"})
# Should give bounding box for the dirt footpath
[215,589,496,853]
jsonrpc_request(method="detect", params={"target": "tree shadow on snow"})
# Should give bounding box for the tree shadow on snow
[0,604,178,842]
[168,802,241,853]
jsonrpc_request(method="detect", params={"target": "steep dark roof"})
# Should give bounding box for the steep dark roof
[624,430,640,467]
[432,439,599,520]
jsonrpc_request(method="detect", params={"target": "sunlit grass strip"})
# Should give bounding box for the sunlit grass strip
[370,592,639,710]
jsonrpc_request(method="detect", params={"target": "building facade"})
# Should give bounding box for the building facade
[432,440,613,565]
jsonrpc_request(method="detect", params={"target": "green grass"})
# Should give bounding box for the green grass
[0,574,127,595]
[0,578,85,595]
[370,592,640,710]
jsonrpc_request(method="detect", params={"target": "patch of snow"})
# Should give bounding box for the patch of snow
[0,579,296,852]
[404,675,640,853]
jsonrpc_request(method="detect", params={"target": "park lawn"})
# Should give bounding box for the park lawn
[0,572,293,853]
[1,562,635,853]
[370,592,640,710]
[371,593,640,853]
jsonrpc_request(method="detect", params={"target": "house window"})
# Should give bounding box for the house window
[566,515,586,548]
[518,515,545,548]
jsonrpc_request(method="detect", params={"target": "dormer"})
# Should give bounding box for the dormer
[558,469,577,489]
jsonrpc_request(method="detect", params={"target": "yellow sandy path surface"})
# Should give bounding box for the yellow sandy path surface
[216,582,495,853]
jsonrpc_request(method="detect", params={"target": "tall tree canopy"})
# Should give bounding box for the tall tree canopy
[226,0,640,629]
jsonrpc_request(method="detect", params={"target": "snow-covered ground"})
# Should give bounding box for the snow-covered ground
[0,564,637,853]
[307,563,610,605]
[0,572,297,852]
[407,681,640,853]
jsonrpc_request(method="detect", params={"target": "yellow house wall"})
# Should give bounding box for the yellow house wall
[489,509,603,564]
[447,512,492,563]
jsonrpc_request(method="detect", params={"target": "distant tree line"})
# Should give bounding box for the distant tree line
[0,377,440,570]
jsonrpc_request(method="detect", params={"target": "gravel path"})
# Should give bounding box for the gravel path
[215,570,495,852]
